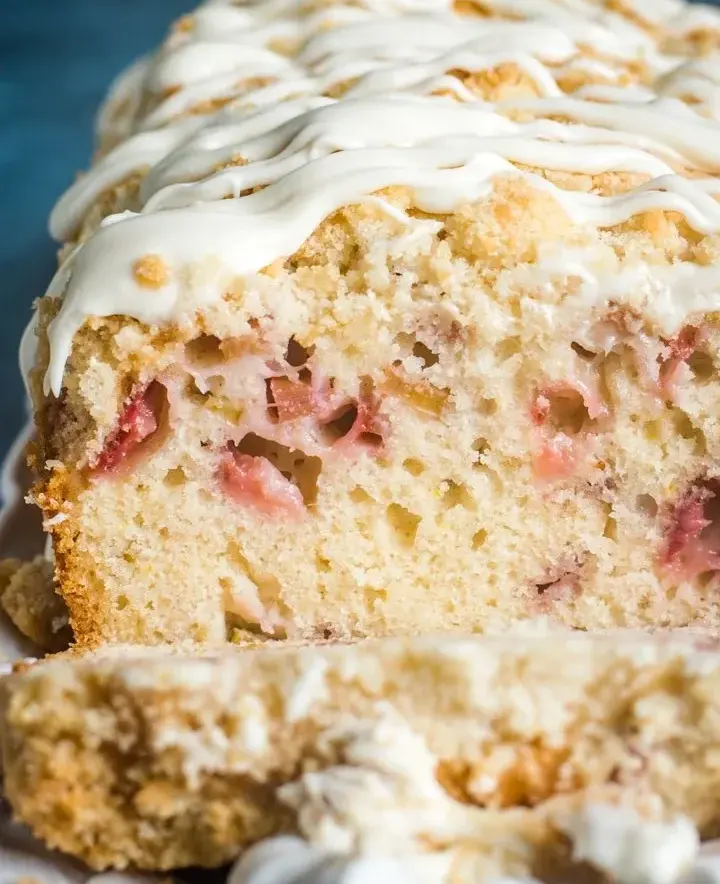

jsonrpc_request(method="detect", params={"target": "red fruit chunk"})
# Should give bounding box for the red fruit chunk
[341,390,386,448]
[94,382,163,474]
[220,447,304,517]
[532,434,578,481]
[268,377,316,423]
[661,481,720,580]
[531,394,550,426]
[668,326,701,362]
[534,574,580,611]
[320,382,386,451]
[660,325,704,395]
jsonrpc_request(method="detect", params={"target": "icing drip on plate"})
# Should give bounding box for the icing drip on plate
[225,712,720,884]
[227,807,720,884]
[228,837,450,884]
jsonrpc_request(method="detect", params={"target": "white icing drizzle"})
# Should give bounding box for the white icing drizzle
[94,56,151,149]
[142,54,302,133]
[148,43,298,94]
[113,12,653,137]
[573,82,657,103]
[50,118,206,240]
[19,311,39,399]
[277,715,468,855]
[655,56,720,119]
[669,2,720,36]
[60,81,709,242]
[91,0,670,143]
[560,804,700,884]
[497,96,720,170]
[297,16,610,67]
[32,0,720,395]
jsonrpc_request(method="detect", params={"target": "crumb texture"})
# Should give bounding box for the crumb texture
[3,634,720,872]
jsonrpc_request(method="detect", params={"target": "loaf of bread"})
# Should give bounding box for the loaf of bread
[22,0,720,646]
[3,631,720,874]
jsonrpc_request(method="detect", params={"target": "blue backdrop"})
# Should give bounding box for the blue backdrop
[1,0,718,463]
[0,0,192,462]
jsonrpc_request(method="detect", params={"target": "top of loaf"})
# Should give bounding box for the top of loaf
[26,0,720,396]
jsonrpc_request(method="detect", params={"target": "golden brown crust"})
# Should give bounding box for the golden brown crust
[28,465,108,649]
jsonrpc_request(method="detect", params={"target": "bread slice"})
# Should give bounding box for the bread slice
[0,557,70,652]
[23,0,720,647]
[3,632,720,873]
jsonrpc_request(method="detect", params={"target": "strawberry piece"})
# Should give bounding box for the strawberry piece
[95,382,162,474]
[668,326,701,362]
[532,433,578,481]
[531,394,551,426]
[664,495,710,563]
[340,389,386,448]
[268,376,316,423]
[220,448,304,517]
[319,381,386,451]
[661,481,720,579]
[534,574,580,610]
[660,325,703,396]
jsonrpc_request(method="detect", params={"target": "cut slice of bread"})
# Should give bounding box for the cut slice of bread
[3,632,720,874]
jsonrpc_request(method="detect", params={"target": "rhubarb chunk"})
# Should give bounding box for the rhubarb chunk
[220,446,305,517]
[94,382,165,474]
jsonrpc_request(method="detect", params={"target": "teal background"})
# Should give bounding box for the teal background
[0,0,191,463]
